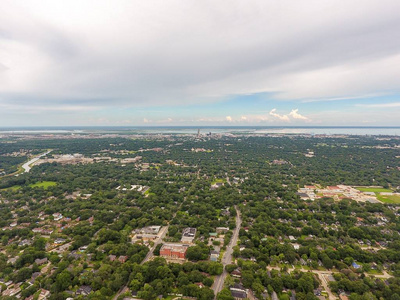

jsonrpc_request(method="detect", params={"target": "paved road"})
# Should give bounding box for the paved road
[113,199,186,300]
[225,173,231,186]
[141,226,169,264]
[212,206,241,298]
[22,150,52,172]
[317,272,336,300]
[113,226,169,300]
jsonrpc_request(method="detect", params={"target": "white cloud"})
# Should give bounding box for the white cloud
[288,109,309,120]
[226,116,233,122]
[269,108,310,122]
[356,102,400,108]
[269,109,290,122]
[0,0,400,114]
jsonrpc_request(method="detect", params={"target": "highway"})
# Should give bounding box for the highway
[212,206,241,298]
[22,150,52,173]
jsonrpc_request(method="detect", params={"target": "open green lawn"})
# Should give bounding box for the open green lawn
[356,187,392,193]
[29,181,57,189]
[211,178,226,185]
[356,187,400,203]
[377,194,400,204]
[1,185,22,191]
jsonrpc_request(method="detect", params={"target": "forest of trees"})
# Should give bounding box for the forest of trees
[0,133,399,299]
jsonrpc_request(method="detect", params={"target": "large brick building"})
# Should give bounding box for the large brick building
[160,244,188,260]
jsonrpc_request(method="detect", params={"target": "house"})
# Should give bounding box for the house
[53,213,63,221]
[76,285,92,296]
[195,282,205,288]
[119,256,128,263]
[3,280,13,287]
[272,160,288,165]
[230,285,247,300]
[221,208,231,216]
[296,192,309,200]
[210,182,224,190]
[19,239,32,247]
[160,244,188,260]
[54,238,66,244]
[326,275,335,282]
[141,226,161,234]
[181,227,197,243]
[68,252,82,260]
[314,288,322,296]
[109,255,117,261]
[352,262,361,269]
[7,257,17,265]
[32,228,54,235]
[216,227,229,234]
[30,272,42,284]
[38,289,51,300]
[35,257,48,265]
[2,286,21,297]
[210,250,219,262]
[231,269,242,278]
[339,294,349,300]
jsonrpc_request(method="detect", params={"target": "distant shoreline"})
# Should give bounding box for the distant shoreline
[0,126,400,136]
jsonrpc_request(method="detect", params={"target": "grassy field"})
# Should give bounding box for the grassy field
[356,187,400,204]
[29,181,57,189]
[211,178,226,185]
[377,194,400,204]
[356,187,392,193]
[1,185,22,191]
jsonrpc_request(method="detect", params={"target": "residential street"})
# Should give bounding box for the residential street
[141,226,169,264]
[212,206,241,298]
[113,200,186,300]
[266,266,393,300]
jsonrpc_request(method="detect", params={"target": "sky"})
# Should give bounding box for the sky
[1,0,400,126]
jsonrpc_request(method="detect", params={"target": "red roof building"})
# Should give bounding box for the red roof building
[160,244,188,260]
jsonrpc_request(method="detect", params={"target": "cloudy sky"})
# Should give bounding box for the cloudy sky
[1,0,400,126]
